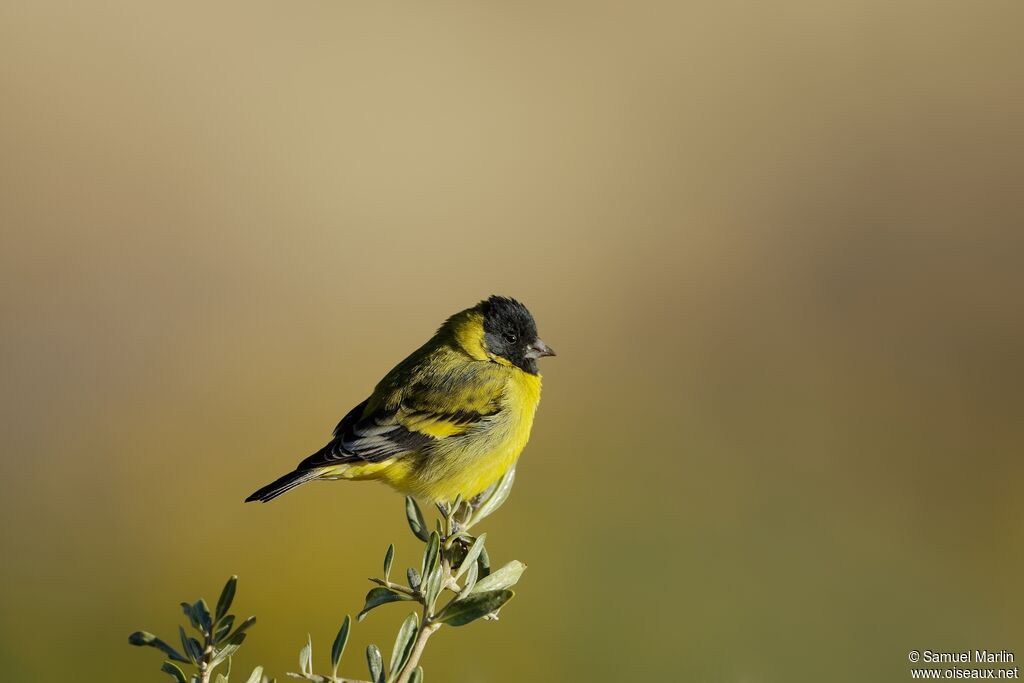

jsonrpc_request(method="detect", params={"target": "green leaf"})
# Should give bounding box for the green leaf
[244,666,264,683]
[468,466,515,526]
[215,674,229,683]
[454,534,487,579]
[458,559,479,598]
[160,661,188,683]
[299,634,312,675]
[181,602,200,630]
[405,497,429,542]
[193,599,213,634]
[470,560,526,594]
[389,613,419,677]
[436,590,514,627]
[366,644,384,683]
[331,615,351,676]
[216,576,237,622]
[445,530,474,547]
[406,568,421,591]
[445,495,463,535]
[227,616,257,643]
[409,666,424,683]
[477,545,491,579]
[179,626,202,664]
[213,615,235,644]
[383,544,395,582]
[358,587,412,622]
[422,565,443,613]
[212,636,245,667]
[128,631,190,663]
[421,531,440,580]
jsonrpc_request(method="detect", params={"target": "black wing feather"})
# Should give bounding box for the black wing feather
[295,399,434,470]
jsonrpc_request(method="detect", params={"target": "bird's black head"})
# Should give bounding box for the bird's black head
[478,295,555,375]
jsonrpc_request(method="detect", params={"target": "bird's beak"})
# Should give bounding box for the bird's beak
[525,338,556,360]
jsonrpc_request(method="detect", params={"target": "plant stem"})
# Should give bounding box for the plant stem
[289,675,372,683]
[393,620,440,683]
[198,631,212,683]
[368,578,418,597]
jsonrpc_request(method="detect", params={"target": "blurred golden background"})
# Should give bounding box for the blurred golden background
[1,2,1022,681]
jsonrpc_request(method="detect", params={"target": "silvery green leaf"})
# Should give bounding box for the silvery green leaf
[187,635,204,663]
[299,635,312,675]
[446,530,473,546]
[436,590,514,626]
[213,637,244,667]
[423,565,444,612]
[127,630,155,646]
[244,667,264,683]
[447,495,463,531]
[213,615,234,644]
[227,616,257,643]
[181,603,200,630]
[215,674,229,683]
[409,666,424,683]
[160,661,188,683]
[454,534,486,580]
[194,599,213,634]
[383,544,395,582]
[422,532,440,580]
[405,497,429,542]
[389,613,419,676]
[331,615,351,676]
[179,626,202,663]
[469,466,515,526]
[128,631,190,663]
[470,560,526,594]
[216,576,237,622]
[358,587,412,621]
[458,559,479,599]
[366,644,384,683]
[406,568,421,591]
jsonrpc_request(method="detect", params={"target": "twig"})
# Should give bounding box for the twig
[393,620,440,683]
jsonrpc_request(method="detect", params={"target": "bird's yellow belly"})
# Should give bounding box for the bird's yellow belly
[386,371,541,502]
[422,427,527,501]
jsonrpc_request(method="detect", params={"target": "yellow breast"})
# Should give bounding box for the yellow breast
[405,369,542,502]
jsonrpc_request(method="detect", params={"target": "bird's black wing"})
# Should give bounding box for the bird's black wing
[295,398,497,470]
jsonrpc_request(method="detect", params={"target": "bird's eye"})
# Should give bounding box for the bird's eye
[503,332,517,344]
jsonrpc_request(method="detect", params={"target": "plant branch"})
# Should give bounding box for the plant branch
[368,578,418,597]
[393,620,440,683]
[197,618,213,683]
[286,674,372,683]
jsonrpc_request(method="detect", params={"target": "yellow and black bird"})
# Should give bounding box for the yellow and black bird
[246,296,555,504]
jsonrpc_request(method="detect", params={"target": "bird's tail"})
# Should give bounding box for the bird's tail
[245,469,320,503]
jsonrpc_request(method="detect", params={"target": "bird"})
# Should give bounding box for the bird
[246,296,555,505]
